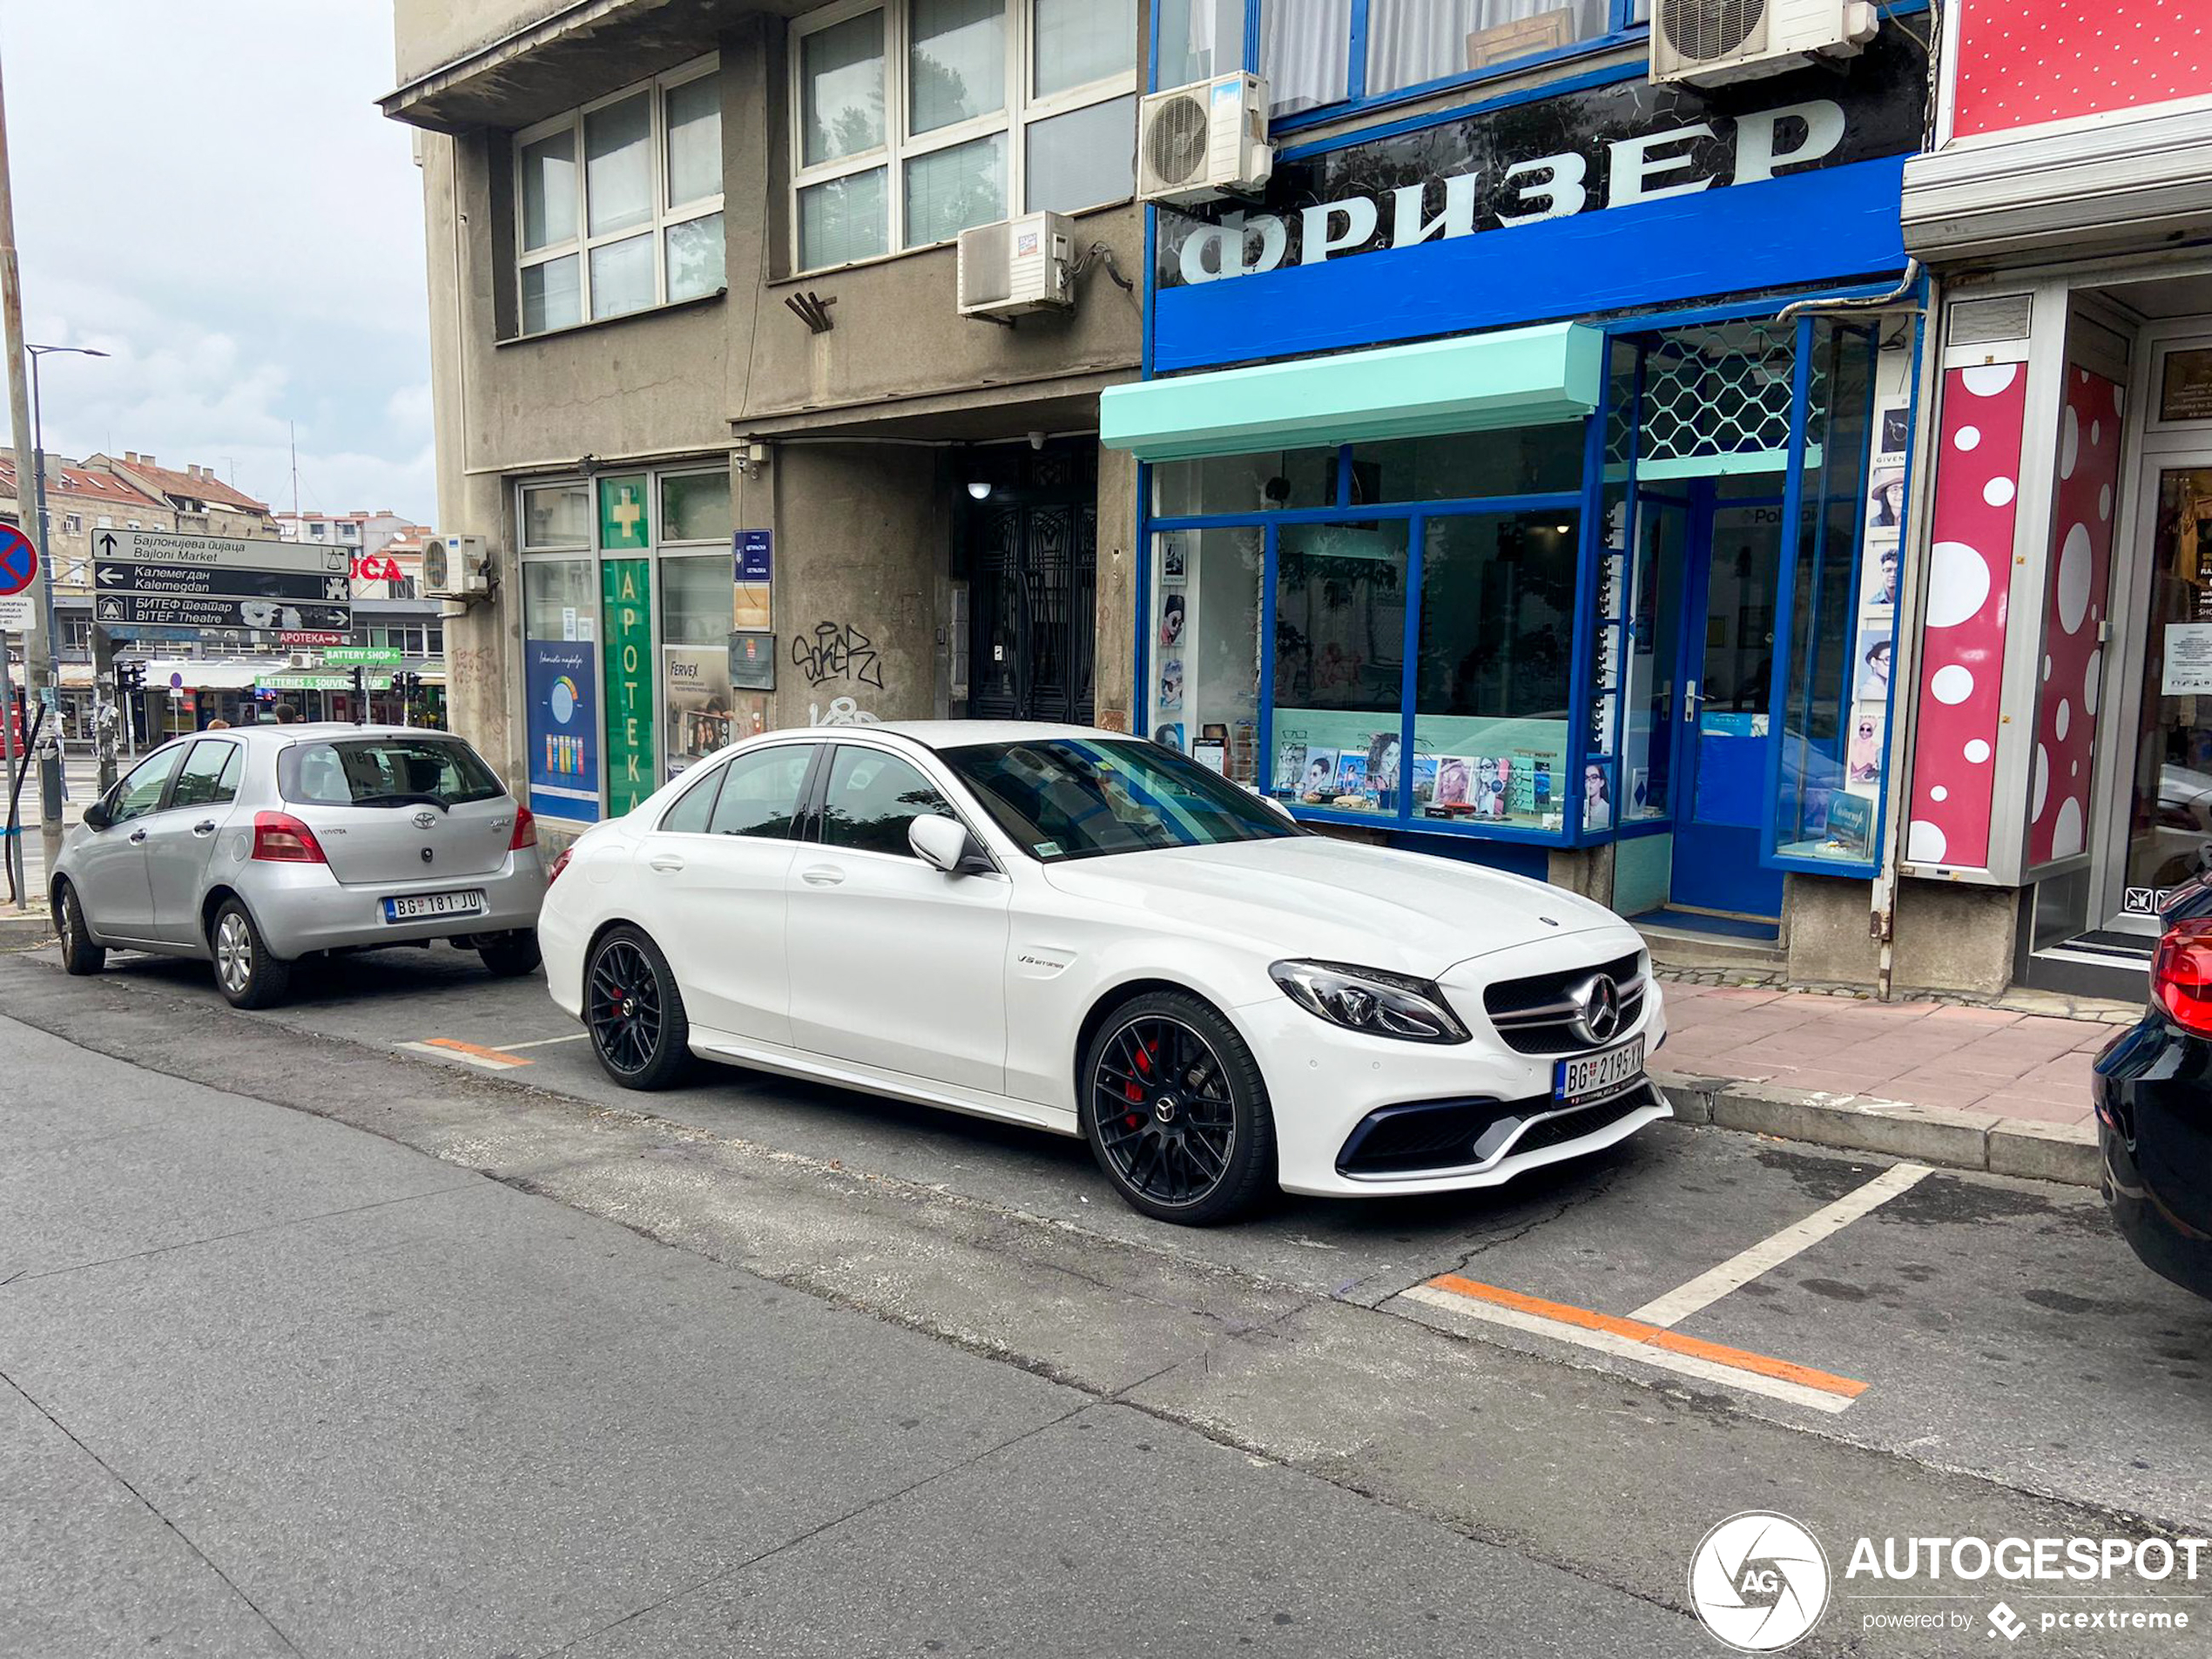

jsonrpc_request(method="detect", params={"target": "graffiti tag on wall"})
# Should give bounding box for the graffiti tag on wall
[792,621,883,689]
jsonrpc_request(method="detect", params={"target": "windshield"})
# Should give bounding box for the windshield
[280,738,505,809]
[941,738,1300,862]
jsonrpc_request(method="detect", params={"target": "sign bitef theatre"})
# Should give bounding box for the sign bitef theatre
[1150,24,1925,371]
[91,528,354,634]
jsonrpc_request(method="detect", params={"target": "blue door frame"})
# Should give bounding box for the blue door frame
[1665,482,1788,921]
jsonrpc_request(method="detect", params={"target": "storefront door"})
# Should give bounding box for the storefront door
[2099,455,2212,930]
[1669,490,1789,921]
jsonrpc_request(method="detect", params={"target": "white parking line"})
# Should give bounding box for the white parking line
[1627,1161,1933,1329]
[496,1033,590,1052]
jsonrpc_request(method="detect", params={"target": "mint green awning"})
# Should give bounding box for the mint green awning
[1101,322,1605,462]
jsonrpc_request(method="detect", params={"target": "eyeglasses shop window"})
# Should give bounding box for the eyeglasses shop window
[515,57,725,335]
[791,0,1138,273]
[1148,437,1586,833]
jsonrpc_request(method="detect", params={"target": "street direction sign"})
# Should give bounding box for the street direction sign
[92,526,352,635]
[92,528,347,577]
[94,593,354,631]
[278,630,347,647]
[103,624,203,644]
[0,524,37,596]
[322,645,401,665]
[95,563,348,603]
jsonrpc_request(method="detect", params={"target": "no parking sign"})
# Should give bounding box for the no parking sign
[0,524,37,633]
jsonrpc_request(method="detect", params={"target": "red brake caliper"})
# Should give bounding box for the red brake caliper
[1123,1036,1156,1125]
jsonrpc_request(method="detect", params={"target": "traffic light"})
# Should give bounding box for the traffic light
[116,660,145,695]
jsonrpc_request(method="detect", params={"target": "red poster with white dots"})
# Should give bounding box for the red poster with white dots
[1907,364,2031,870]
[1954,0,2212,138]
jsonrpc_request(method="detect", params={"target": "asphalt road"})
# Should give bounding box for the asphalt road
[4,940,2211,1657]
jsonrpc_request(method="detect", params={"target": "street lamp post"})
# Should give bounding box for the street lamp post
[29,344,110,789]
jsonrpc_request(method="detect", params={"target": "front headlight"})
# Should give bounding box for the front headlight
[1269,960,1470,1044]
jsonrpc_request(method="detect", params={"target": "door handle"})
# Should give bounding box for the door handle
[192,820,217,836]
[800,865,845,887]
[1683,678,1703,724]
[128,828,147,844]
[647,854,685,873]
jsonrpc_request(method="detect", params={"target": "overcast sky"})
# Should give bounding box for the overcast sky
[0,2,432,522]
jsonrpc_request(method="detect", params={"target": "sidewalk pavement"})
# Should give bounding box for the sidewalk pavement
[1651,979,2133,1189]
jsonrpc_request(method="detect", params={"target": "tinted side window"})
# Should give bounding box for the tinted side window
[820,747,951,858]
[172,741,242,809]
[110,746,185,826]
[660,765,725,833]
[706,745,813,840]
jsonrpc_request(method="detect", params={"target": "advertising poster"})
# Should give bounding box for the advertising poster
[664,644,734,780]
[525,638,599,822]
[601,558,656,817]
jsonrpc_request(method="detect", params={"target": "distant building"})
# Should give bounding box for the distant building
[84,453,274,541]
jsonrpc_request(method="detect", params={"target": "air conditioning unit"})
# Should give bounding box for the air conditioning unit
[421,533,490,602]
[956,212,1076,320]
[287,652,312,670]
[1138,72,1271,206]
[1649,0,1877,87]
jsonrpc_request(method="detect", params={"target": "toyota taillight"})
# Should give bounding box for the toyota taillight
[2153,918,2212,1037]
[251,811,326,863]
[547,847,573,885]
[510,804,537,850]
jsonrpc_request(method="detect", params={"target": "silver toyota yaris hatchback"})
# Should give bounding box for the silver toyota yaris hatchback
[51,723,547,1008]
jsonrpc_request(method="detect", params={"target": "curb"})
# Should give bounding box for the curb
[1655,1071,2101,1189]
[0,907,54,950]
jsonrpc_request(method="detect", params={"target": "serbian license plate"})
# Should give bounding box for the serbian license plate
[383,889,486,922]
[1554,1036,1645,1103]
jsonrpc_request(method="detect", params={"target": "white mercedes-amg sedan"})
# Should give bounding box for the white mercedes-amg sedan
[538,723,1669,1224]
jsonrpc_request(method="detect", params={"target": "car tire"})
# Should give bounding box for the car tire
[584,925,691,1089]
[210,899,293,1010]
[52,881,105,976]
[1080,989,1277,1226]
[477,932,543,978]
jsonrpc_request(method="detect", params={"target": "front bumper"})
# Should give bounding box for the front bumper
[1234,982,1670,1198]
[2095,1015,2212,1301]
[243,852,547,960]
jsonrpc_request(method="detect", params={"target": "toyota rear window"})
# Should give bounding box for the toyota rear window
[280,738,504,808]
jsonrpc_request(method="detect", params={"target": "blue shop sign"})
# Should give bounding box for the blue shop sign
[1150,23,1925,373]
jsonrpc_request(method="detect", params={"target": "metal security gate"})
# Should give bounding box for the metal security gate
[968,451,1096,723]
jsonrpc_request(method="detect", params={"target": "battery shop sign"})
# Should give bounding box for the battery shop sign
[1150,28,1924,366]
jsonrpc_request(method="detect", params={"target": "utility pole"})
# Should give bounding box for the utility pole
[0,45,60,886]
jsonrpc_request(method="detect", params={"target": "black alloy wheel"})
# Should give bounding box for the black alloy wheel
[585,927,690,1089]
[1082,990,1275,1225]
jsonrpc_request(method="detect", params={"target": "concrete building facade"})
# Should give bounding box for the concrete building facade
[382,0,1145,835]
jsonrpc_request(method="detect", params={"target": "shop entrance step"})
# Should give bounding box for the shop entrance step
[1631,907,1787,974]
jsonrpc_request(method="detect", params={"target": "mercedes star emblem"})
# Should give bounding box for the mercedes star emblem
[1571,973,1623,1046]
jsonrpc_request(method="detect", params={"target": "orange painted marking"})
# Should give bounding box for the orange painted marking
[421,1038,532,1067]
[1426,1273,1865,1400]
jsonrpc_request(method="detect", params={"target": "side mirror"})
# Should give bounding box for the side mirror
[83,799,112,833]
[909,813,988,875]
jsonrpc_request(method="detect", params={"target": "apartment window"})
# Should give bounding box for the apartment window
[1263,0,1645,118]
[61,513,82,535]
[791,0,1136,273]
[516,57,725,336]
